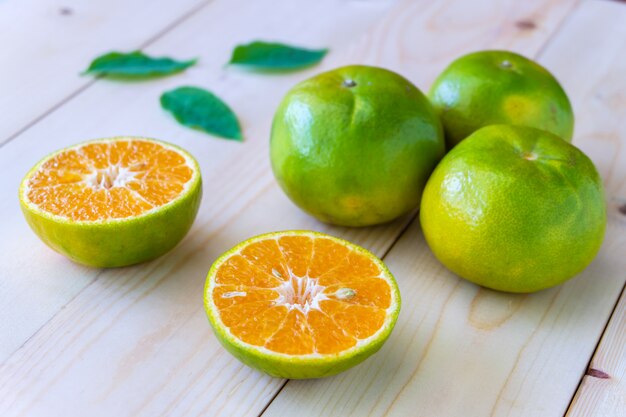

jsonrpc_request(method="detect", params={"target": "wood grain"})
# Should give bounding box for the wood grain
[0,0,211,144]
[0,0,400,415]
[563,2,626,414]
[567,285,626,417]
[2,0,623,416]
[263,1,626,416]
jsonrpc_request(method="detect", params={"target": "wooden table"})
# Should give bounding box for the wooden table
[1,0,624,415]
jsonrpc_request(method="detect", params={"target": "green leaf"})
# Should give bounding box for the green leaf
[83,51,196,78]
[160,86,242,140]
[228,41,328,71]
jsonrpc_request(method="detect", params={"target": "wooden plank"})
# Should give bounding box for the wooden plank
[564,1,626,405]
[263,1,626,416]
[0,0,400,415]
[567,285,626,417]
[0,0,209,144]
[334,0,579,86]
[0,0,584,416]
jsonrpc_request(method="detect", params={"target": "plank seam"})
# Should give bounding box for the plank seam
[0,79,97,148]
[563,278,626,416]
[379,210,418,261]
[533,0,583,60]
[257,380,289,417]
[0,0,215,149]
[0,270,104,366]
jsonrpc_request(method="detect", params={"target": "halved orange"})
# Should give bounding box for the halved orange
[19,137,202,267]
[204,231,401,379]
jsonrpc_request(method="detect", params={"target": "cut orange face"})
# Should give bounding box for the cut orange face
[19,137,202,267]
[23,138,197,221]
[204,231,401,379]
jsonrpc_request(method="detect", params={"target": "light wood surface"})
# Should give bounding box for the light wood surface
[0,0,209,144]
[0,0,624,416]
[567,287,626,417]
[564,4,626,416]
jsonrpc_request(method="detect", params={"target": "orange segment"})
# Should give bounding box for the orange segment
[215,255,283,288]
[265,309,315,355]
[215,301,273,329]
[209,232,398,357]
[308,237,350,278]
[323,278,391,309]
[320,299,387,339]
[307,310,356,354]
[23,139,195,221]
[240,239,289,280]
[230,306,288,346]
[213,285,280,310]
[317,251,382,286]
[278,235,313,277]
[79,142,111,169]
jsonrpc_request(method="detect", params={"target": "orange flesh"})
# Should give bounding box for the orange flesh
[25,140,194,221]
[213,235,392,355]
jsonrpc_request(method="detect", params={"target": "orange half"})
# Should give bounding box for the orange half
[204,231,401,379]
[19,137,202,267]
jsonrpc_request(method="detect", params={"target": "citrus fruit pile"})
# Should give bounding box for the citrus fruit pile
[269,51,604,295]
[19,137,202,267]
[204,231,400,378]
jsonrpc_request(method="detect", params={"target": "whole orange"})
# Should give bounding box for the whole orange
[420,125,605,293]
[270,65,445,227]
[429,50,574,148]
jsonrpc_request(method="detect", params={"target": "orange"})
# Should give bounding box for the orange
[429,50,574,148]
[270,65,444,227]
[204,231,401,378]
[19,137,202,267]
[420,125,606,293]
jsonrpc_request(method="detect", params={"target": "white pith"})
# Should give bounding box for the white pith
[222,269,358,315]
[21,137,199,224]
[85,164,139,190]
[273,275,329,314]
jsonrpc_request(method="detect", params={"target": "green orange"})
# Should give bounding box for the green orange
[19,137,202,267]
[420,125,606,293]
[270,65,445,227]
[429,50,574,148]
